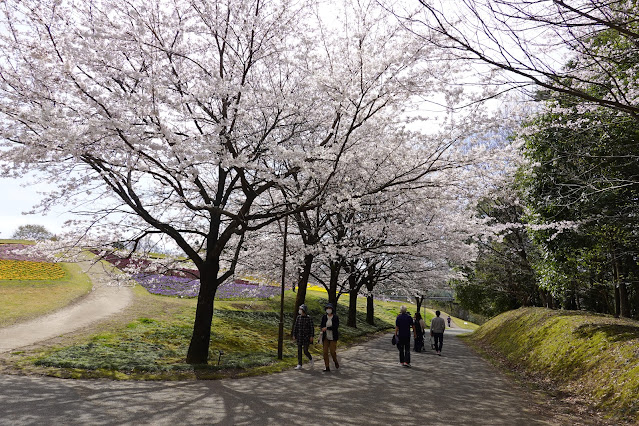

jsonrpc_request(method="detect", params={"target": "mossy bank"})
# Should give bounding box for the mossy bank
[464,307,639,422]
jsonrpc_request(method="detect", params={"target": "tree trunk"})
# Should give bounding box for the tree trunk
[347,273,358,328]
[186,265,219,364]
[327,260,340,307]
[415,295,424,313]
[619,280,630,318]
[365,272,375,325]
[292,253,313,331]
[366,295,375,325]
[612,254,624,318]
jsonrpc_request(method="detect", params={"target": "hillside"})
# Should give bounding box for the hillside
[464,307,639,423]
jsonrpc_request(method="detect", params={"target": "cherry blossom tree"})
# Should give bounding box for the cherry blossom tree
[395,0,639,120]
[0,0,517,363]
[0,0,349,364]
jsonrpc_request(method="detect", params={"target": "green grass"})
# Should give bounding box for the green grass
[0,262,93,327]
[22,288,407,380]
[0,239,36,245]
[464,307,639,422]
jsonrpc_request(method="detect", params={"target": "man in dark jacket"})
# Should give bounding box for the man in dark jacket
[395,305,415,367]
[292,304,314,370]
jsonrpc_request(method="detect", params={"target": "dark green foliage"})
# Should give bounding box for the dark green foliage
[518,90,639,318]
[455,194,542,318]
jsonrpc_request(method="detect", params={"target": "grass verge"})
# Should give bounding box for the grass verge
[462,307,639,423]
[0,262,93,327]
[3,286,412,380]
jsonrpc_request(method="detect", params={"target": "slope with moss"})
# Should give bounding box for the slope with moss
[465,307,639,422]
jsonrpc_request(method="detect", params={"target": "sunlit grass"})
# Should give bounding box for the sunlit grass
[464,307,639,422]
[0,263,93,327]
[27,287,409,380]
[0,239,35,245]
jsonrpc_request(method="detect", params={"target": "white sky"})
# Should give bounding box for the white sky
[0,176,72,238]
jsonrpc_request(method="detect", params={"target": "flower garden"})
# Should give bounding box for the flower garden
[132,273,279,299]
[98,252,279,300]
[0,259,65,280]
[0,241,92,328]
[0,243,64,280]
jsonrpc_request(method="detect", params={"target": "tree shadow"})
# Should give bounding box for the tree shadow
[573,323,639,343]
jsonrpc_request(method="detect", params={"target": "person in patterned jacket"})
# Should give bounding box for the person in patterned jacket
[292,304,314,370]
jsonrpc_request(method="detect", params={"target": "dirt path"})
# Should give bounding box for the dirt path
[0,257,132,353]
[0,329,594,425]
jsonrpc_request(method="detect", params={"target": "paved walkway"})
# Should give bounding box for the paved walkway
[0,328,561,426]
[0,257,132,353]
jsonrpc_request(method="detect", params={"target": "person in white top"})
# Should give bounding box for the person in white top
[430,310,446,355]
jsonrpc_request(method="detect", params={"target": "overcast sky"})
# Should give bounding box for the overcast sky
[0,176,72,238]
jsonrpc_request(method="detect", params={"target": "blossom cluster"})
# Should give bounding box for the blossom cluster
[0,259,65,280]
[0,243,52,262]
[133,273,279,299]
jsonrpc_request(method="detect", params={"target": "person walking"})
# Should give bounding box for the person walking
[430,310,446,356]
[413,312,426,352]
[320,303,340,372]
[447,315,452,328]
[395,305,415,367]
[292,304,314,370]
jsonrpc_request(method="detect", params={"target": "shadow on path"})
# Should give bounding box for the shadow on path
[0,330,566,426]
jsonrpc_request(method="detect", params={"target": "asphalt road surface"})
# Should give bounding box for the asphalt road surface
[0,328,565,426]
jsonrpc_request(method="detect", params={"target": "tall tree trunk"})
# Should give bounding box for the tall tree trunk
[415,295,424,313]
[619,280,630,318]
[366,295,375,325]
[292,253,313,331]
[612,253,626,317]
[616,256,631,318]
[186,264,219,364]
[347,274,358,328]
[327,260,340,307]
[365,268,376,325]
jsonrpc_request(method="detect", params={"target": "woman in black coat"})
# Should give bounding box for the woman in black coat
[320,303,340,372]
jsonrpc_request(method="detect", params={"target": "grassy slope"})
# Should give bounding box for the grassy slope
[464,307,639,422]
[7,285,417,380]
[0,262,93,327]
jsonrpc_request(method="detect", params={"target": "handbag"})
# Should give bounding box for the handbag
[391,334,397,345]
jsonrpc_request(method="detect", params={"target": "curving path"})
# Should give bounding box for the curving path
[0,328,585,426]
[0,257,132,353]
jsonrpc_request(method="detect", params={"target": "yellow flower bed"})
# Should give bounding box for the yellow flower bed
[0,259,65,280]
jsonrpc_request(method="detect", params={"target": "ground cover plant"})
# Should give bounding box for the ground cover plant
[26,287,412,380]
[465,307,639,422]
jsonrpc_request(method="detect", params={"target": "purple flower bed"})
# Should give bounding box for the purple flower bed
[134,273,279,299]
[96,251,199,278]
[0,244,50,262]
